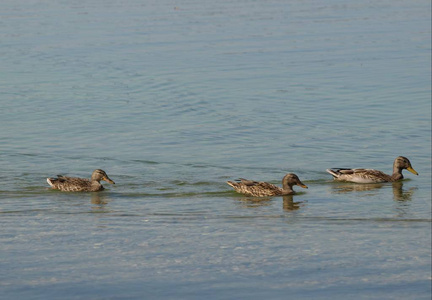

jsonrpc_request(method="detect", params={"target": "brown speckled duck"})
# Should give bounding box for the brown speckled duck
[326,156,418,183]
[227,173,308,197]
[47,169,115,192]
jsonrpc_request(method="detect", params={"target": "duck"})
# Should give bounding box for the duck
[326,156,418,183]
[227,173,308,197]
[47,169,115,192]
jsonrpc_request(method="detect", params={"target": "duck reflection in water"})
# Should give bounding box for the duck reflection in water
[282,195,304,211]
[236,197,272,208]
[235,195,305,211]
[330,182,385,194]
[330,181,416,201]
[91,193,110,208]
[391,181,416,202]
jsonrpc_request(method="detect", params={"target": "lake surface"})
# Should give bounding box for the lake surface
[1,0,431,299]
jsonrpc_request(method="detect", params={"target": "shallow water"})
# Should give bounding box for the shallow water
[1,0,431,299]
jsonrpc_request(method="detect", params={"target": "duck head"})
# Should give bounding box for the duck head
[282,173,308,189]
[91,169,115,184]
[394,156,418,175]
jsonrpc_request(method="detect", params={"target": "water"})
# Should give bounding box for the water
[1,0,431,299]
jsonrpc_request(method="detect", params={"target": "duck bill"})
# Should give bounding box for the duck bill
[298,182,308,189]
[407,166,419,175]
[103,176,115,184]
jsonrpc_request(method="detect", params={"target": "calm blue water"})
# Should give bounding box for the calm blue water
[1,0,431,299]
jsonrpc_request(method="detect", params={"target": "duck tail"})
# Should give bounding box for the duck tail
[47,178,56,187]
[326,169,340,178]
[226,181,238,188]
